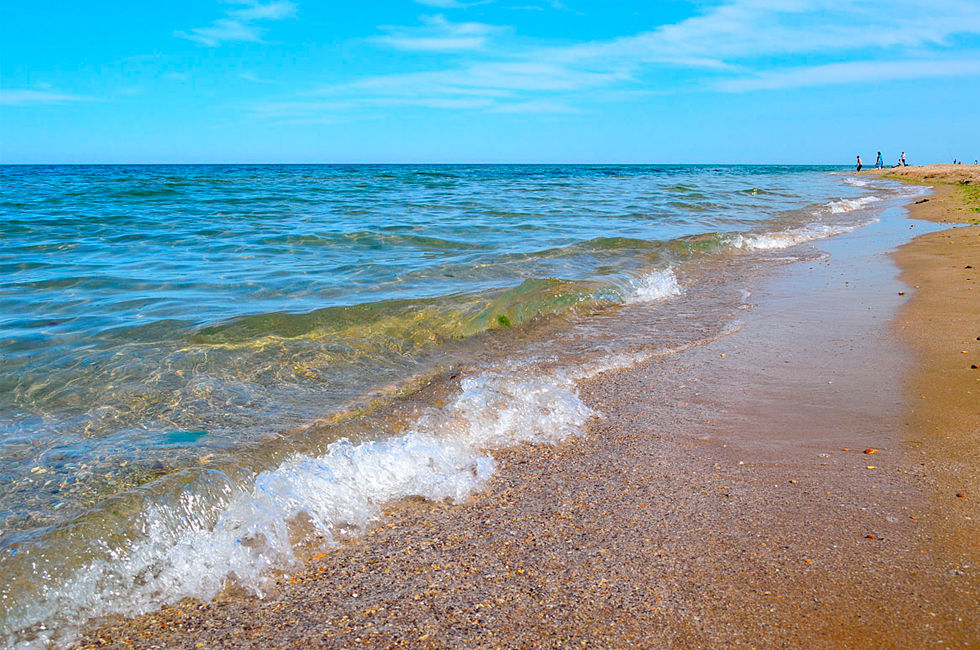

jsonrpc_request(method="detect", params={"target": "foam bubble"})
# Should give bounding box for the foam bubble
[729,221,870,251]
[825,195,880,214]
[3,364,609,648]
[624,267,683,304]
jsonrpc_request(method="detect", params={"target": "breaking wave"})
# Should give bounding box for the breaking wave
[728,220,874,251]
[825,195,881,214]
[0,361,623,648]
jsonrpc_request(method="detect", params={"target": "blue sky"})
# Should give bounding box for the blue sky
[2,0,979,164]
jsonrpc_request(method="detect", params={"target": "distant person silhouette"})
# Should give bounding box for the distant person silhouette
[900,152,907,166]
[856,155,863,171]
[875,152,883,168]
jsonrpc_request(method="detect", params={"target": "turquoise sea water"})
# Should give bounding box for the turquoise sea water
[0,165,911,646]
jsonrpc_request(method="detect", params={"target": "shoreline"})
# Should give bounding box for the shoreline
[78,171,979,648]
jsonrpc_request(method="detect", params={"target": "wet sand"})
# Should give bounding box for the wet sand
[78,176,979,648]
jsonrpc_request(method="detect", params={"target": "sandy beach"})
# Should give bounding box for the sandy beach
[6,0,978,644]
[872,165,980,575]
[76,168,979,649]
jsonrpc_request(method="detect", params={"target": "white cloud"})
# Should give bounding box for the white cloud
[718,58,980,92]
[247,58,617,120]
[0,89,96,106]
[346,61,622,96]
[248,0,980,120]
[380,35,486,51]
[414,0,468,7]
[491,99,578,113]
[543,0,980,68]
[175,1,296,47]
[374,0,980,101]
[240,71,275,83]
[177,18,262,46]
[231,1,297,21]
[374,14,505,52]
[248,95,496,119]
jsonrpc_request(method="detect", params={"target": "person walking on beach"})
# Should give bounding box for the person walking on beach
[856,155,863,171]
[875,152,883,168]
[900,152,907,166]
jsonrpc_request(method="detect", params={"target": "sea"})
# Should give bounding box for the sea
[0,164,919,647]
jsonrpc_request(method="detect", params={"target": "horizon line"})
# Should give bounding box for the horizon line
[0,161,855,167]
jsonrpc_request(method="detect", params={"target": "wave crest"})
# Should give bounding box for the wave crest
[2,365,602,648]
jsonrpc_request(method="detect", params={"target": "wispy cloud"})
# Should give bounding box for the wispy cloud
[240,71,275,84]
[249,0,980,120]
[248,95,496,119]
[542,0,980,70]
[232,0,296,21]
[358,62,626,95]
[491,99,578,113]
[413,0,469,7]
[718,58,980,92]
[0,89,97,106]
[374,14,505,52]
[248,60,624,119]
[175,0,296,47]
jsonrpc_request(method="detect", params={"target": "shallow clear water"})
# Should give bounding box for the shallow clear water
[0,165,912,646]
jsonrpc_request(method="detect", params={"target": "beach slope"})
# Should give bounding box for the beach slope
[79,170,979,649]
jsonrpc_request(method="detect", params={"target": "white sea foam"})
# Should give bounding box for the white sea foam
[9,327,746,648]
[843,177,871,188]
[624,267,683,304]
[3,260,693,649]
[825,195,881,214]
[729,221,870,251]
[7,433,497,646]
[4,364,609,648]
